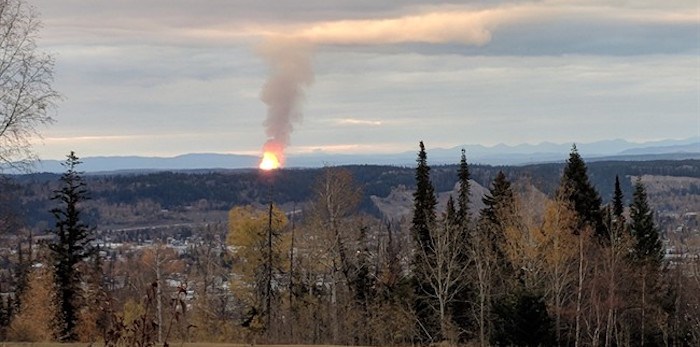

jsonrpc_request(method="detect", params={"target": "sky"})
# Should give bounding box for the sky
[29,0,699,160]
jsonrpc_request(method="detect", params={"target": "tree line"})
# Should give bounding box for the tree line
[7,158,700,231]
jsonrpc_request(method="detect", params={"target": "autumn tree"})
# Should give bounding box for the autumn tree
[227,204,288,338]
[539,195,581,346]
[368,221,415,346]
[8,265,57,341]
[76,251,111,343]
[414,210,471,342]
[187,223,236,341]
[301,167,381,344]
[140,244,184,343]
[47,151,95,341]
[0,0,59,170]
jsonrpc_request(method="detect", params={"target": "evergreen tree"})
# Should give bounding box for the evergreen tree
[609,175,627,239]
[612,175,624,219]
[13,240,30,307]
[480,171,515,229]
[451,150,473,341]
[629,178,663,266]
[457,148,470,226]
[412,141,437,249]
[493,291,554,347]
[478,171,517,343]
[558,145,606,239]
[445,195,458,228]
[410,141,439,342]
[48,152,95,341]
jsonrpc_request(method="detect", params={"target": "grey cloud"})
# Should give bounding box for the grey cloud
[28,0,699,160]
[35,1,698,57]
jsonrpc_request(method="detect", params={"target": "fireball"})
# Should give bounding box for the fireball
[259,151,281,171]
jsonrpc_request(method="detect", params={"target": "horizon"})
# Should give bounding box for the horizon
[25,136,699,174]
[35,135,700,162]
[27,0,698,161]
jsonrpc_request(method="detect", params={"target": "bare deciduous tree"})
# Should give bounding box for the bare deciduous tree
[414,216,470,342]
[0,0,58,169]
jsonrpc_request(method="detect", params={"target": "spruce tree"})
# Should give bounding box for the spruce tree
[629,178,663,266]
[452,150,473,341]
[445,195,458,228]
[410,141,439,342]
[48,152,95,341]
[13,241,30,306]
[457,148,470,226]
[558,145,606,239]
[480,171,515,229]
[411,141,437,251]
[610,175,626,238]
[612,175,624,219]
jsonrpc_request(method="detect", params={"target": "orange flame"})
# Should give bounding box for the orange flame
[259,151,281,171]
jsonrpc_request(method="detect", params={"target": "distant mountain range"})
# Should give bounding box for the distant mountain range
[31,137,700,173]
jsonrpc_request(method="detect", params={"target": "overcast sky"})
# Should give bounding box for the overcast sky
[30,0,699,159]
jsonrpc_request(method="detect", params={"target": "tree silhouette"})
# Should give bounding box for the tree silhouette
[629,178,663,266]
[48,152,95,341]
[558,145,605,239]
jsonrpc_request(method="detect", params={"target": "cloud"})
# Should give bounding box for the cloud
[35,1,698,57]
[246,2,698,53]
[294,10,494,45]
[336,118,384,126]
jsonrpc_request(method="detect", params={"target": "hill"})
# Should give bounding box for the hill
[3,160,698,237]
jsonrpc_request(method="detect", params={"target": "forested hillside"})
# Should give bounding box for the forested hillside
[4,160,698,233]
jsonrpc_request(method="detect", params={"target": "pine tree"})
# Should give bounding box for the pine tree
[629,178,663,266]
[48,152,95,342]
[558,145,605,239]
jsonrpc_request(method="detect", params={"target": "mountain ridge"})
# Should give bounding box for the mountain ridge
[29,137,700,173]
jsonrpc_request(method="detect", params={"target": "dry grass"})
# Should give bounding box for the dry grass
[0,344,353,347]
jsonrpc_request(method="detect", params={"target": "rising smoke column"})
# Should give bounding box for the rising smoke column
[258,38,314,166]
[255,8,502,166]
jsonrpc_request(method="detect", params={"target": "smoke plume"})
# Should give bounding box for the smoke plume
[256,9,501,164]
[258,38,314,165]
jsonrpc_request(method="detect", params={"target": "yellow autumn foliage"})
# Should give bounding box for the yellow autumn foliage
[8,266,57,342]
[226,204,289,307]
